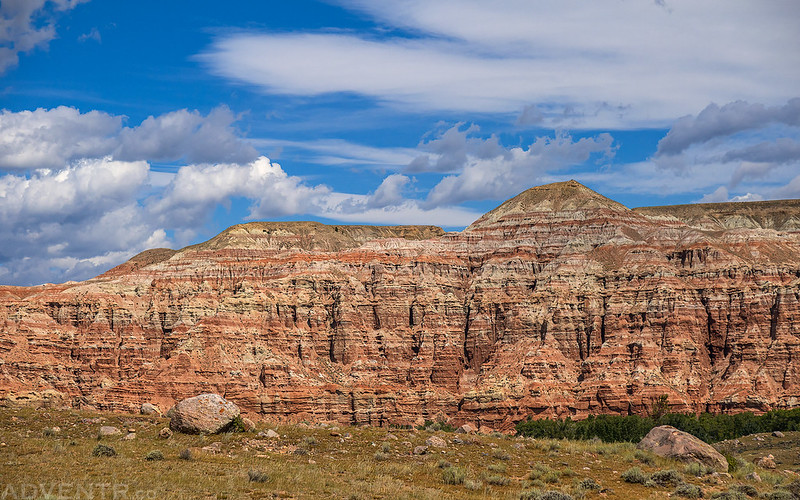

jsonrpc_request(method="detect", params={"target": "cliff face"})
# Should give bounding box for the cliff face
[1,181,799,429]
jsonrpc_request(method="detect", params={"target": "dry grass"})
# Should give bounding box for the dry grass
[0,407,794,499]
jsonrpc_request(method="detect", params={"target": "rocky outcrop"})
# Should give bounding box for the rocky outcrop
[0,181,799,430]
[169,394,240,434]
[637,425,729,472]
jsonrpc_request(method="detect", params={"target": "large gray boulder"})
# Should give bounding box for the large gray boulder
[637,425,728,472]
[168,394,240,434]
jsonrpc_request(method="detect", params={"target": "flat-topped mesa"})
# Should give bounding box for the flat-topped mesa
[182,221,445,253]
[466,180,638,231]
[634,199,800,232]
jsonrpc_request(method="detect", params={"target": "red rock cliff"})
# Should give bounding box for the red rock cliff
[1,180,799,429]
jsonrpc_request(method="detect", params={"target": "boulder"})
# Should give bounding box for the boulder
[456,423,476,434]
[637,425,728,472]
[98,426,121,437]
[140,403,161,416]
[426,436,447,448]
[413,445,428,455]
[756,455,777,469]
[169,394,240,434]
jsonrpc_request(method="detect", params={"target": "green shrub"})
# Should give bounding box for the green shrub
[373,451,389,461]
[302,436,318,447]
[730,484,759,497]
[634,449,656,465]
[179,448,192,460]
[577,478,600,491]
[380,442,391,453]
[492,449,512,460]
[463,479,482,491]
[247,470,269,483]
[649,469,683,487]
[488,463,507,474]
[621,467,648,484]
[710,491,748,500]
[442,466,466,485]
[529,463,554,481]
[762,491,794,500]
[673,482,703,498]
[485,475,510,486]
[91,444,116,457]
[144,450,164,461]
[437,459,452,469]
[226,415,247,433]
[685,462,710,477]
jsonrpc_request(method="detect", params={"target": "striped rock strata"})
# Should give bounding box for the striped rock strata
[1,180,799,430]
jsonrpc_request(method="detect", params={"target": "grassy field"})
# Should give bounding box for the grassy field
[1,407,798,499]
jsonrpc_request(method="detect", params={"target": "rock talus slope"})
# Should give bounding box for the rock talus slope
[1,181,799,429]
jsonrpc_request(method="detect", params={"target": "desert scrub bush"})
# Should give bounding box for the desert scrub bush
[520,491,574,500]
[485,474,510,486]
[380,442,391,453]
[178,448,192,460]
[373,451,389,461]
[762,491,793,500]
[463,479,482,491]
[709,491,748,500]
[226,415,247,433]
[488,463,507,474]
[634,448,656,465]
[729,484,759,497]
[529,463,556,481]
[437,459,452,469]
[301,436,318,447]
[144,450,164,461]
[91,444,116,457]
[685,461,711,476]
[621,466,647,484]
[759,470,786,486]
[420,419,456,432]
[649,469,683,487]
[577,478,600,491]
[247,470,269,483]
[673,482,703,498]
[42,427,57,437]
[293,447,309,456]
[492,449,512,460]
[442,466,467,485]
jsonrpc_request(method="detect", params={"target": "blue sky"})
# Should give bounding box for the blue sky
[1,0,799,285]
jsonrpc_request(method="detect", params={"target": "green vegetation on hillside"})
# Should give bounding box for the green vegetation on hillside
[516,408,800,443]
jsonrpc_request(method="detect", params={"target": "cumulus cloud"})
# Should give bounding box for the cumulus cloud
[0,157,169,285]
[418,127,614,206]
[151,157,330,228]
[657,99,800,156]
[201,1,800,127]
[0,105,258,170]
[0,0,88,74]
[115,107,257,164]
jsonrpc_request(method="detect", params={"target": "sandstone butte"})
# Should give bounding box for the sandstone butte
[1,180,800,431]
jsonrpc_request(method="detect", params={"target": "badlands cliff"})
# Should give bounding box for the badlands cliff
[1,180,799,430]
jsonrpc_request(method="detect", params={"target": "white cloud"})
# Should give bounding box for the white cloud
[0,0,88,74]
[201,1,800,127]
[115,106,257,164]
[0,105,258,170]
[0,106,121,169]
[420,128,615,206]
[0,157,168,285]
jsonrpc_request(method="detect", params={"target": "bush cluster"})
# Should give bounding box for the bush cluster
[516,408,800,443]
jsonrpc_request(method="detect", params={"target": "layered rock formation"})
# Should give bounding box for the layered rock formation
[1,181,799,430]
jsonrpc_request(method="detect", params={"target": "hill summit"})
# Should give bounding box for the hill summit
[466,180,630,230]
